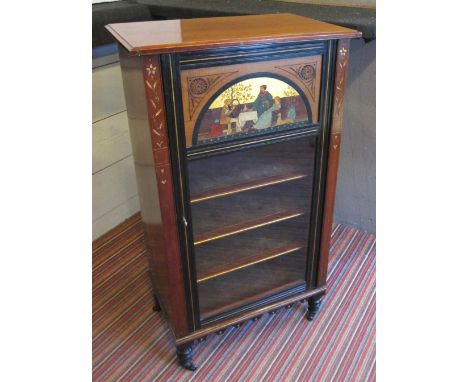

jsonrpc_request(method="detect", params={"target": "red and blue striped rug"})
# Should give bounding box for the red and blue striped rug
[93,213,376,381]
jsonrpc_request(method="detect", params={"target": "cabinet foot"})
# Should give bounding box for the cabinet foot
[152,294,161,312]
[176,344,197,371]
[306,296,322,321]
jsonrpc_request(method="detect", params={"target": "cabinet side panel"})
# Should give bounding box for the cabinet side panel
[317,39,351,287]
[118,47,189,337]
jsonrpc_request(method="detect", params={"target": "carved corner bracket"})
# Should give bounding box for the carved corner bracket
[187,71,238,119]
[275,62,318,102]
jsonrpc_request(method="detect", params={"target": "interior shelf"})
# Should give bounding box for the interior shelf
[194,216,309,285]
[187,137,316,198]
[197,249,306,320]
[190,173,309,203]
[193,210,304,245]
[197,244,303,282]
[190,176,312,239]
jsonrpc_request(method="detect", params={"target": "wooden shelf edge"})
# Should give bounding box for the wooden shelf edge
[175,285,327,346]
[193,210,304,245]
[197,245,303,283]
[191,173,310,204]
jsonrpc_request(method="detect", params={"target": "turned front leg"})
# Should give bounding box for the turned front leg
[176,344,197,371]
[152,294,161,312]
[306,295,323,321]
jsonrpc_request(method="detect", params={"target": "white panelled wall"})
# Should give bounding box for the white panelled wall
[92,59,140,239]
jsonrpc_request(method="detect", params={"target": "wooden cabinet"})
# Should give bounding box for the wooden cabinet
[106,13,361,370]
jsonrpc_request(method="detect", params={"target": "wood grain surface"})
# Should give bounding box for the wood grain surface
[106,13,361,55]
[119,48,191,337]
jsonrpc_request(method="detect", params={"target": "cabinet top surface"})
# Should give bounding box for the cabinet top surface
[106,13,361,55]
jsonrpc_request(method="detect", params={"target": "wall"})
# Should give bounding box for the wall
[273,0,375,8]
[334,38,376,232]
[92,51,140,240]
[92,38,376,238]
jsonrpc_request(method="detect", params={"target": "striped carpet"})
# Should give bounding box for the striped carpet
[93,213,376,382]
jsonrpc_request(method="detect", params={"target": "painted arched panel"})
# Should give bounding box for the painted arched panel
[180,54,323,148]
[193,76,311,146]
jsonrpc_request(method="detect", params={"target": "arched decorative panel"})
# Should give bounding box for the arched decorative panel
[192,75,312,146]
[180,54,322,148]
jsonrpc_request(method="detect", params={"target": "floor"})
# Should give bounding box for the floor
[92,213,376,381]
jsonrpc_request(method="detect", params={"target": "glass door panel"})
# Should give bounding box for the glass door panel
[187,136,317,321]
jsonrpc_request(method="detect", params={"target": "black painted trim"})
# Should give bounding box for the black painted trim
[188,126,319,160]
[201,283,307,327]
[308,40,337,288]
[179,41,325,69]
[160,54,201,331]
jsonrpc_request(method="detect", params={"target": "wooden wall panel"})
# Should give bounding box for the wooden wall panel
[92,111,132,174]
[92,61,139,240]
[92,195,140,240]
[92,63,127,123]
[92,153,139,219]
[92,153,140,240]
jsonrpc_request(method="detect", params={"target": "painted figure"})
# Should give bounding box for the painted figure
[272,98,283,125]
[251,85,273,117]
[208,119,224,137]
[220,99,234,135]
[197,77,309,144]
[254,96,281,130]
[287,103,297,121]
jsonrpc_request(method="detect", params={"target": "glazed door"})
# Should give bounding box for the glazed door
[187,135,318,322]
[165,41,330,325]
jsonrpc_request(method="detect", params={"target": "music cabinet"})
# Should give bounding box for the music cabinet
[106,14,361,370]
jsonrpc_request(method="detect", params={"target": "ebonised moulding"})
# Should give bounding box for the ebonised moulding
[176,344,197,371]
[307,295,323,321]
